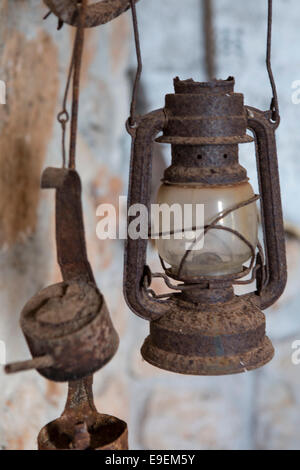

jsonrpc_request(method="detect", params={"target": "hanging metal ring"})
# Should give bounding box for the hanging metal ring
[43,0,140,28]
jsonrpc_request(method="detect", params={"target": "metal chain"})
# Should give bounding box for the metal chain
[57,53,75,168]
[57,0,87,169]
[69,0,88,169]
[267,0,280,127]
[128,0,142,128]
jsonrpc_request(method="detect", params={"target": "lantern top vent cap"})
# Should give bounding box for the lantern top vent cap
[156,76,253,145]
[173,76,235,95]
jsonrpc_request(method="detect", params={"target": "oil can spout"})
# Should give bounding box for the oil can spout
[5,355,54,374]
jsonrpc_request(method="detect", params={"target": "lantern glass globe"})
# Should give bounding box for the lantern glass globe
[155,181,258,278]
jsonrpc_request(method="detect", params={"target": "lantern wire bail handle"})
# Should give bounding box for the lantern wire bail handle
[57,0,88,169]
[266,0,280,128]
[127,0,143,131]
[126,0,279,131]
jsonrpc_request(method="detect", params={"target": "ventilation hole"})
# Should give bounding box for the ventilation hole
[223,154,228,159]
[197,154,202,160]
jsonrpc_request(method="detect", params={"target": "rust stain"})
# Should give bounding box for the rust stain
[0,31,59,246]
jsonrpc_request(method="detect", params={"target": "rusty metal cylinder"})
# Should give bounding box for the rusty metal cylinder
[20,280,119,382]
[157,77,252,185]
[141,291,274,376]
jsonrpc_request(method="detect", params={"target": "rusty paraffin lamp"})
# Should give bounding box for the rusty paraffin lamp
[124,75,287,376]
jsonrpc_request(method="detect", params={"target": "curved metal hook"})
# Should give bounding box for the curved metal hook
[41,167,95,283]
[43,0,140,28]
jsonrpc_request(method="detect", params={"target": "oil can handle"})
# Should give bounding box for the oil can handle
[246,106,287,309]
[41,168,95,283]
[124,109,169,321]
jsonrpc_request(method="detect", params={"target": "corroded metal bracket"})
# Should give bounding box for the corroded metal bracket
[124,109,169,321]
[44,0,140,28]
[246,107,287,309]
[41,168,95,283]
[38,376,128,450]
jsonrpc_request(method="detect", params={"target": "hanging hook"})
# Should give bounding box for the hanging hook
[127,0,143,129]
[56,0,87,169]
[266,0,280,128]
[43,9,64,30]
[68,0,88,169]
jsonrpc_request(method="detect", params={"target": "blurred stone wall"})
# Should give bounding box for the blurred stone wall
[0,0,299,450]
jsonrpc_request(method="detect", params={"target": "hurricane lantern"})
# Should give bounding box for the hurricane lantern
[124,77,287,376]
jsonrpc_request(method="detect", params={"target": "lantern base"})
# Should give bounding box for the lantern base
[141,294,274,376]
[141,336,274,376]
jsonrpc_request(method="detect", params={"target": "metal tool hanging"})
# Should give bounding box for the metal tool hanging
[5,0,134,450]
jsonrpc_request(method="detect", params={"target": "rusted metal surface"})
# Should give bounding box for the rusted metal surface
[6,0,130,449]
[42,168,96,283]
[124,77,287,375]
[157,78,253,185]
[157,78,253,146]
[43,0,140,28]
[124,109,169,322]
[18,280,118,382]
[141,293,274,376]
[6,168,127,449]
[6,169,119,381]
[247,107,287,308]
[38,376,128,450]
